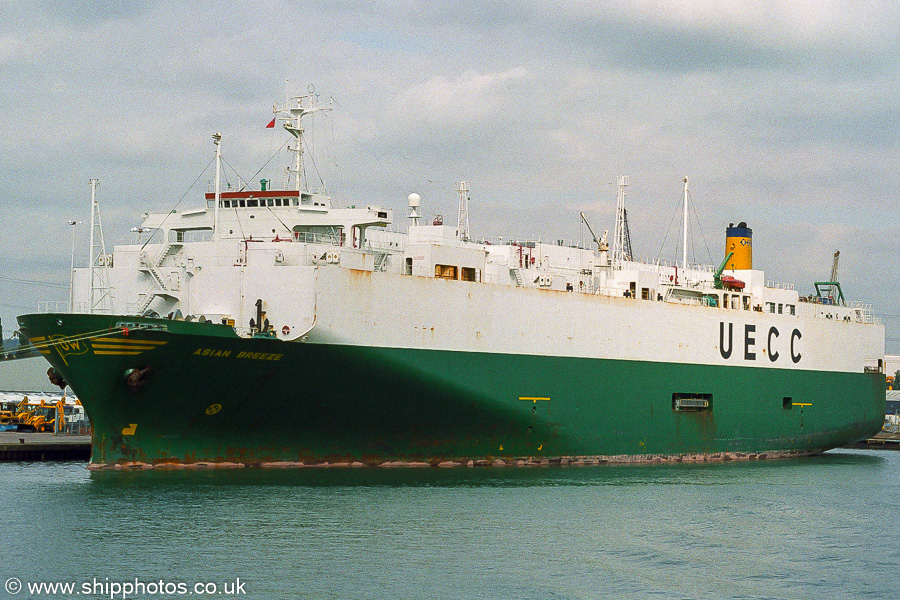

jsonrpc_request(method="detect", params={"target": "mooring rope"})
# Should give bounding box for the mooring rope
[0,325,150,361]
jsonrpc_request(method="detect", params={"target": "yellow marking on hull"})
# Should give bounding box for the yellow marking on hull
[29,336,46,342]
[792,403,812,407]
[93,351,143,355]
[519,397,550,402]
[205,404,222,415]
[122,424,137,436]
[92,338,168,345]
[92,344,159,350]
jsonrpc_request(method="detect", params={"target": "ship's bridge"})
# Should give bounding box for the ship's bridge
[139,189,392,248]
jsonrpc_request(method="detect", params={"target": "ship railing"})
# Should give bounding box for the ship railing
[660,292,712,307]
[636,257,715,271]
[479,236,590,249]
[766,280,796,291]
[37,301,90,314]
[115,228,164,247]
[794,300,877,324]
[292,232,342,245]
[849,301,875,324]
[363,238,404,252]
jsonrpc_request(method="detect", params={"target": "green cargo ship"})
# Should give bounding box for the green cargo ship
[16,309,884,468]
[14,94,885,468]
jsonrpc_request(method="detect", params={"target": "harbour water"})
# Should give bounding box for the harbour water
[3,450,899,599]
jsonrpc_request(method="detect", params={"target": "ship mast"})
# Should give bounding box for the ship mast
[275,87,332,193]
[212,133,222,232]
[68,219,81,312]
[612,175,629,269]
[456,181,470,242]
[87,179,113,313]
[682,176,689,270]
[212,133,222,258]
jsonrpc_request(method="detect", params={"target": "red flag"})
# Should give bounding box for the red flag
[265,118,275,128]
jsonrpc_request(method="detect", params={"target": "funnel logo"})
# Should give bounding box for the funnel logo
[50,335,89,365]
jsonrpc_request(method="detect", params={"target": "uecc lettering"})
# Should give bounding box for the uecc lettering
[719,322,801,364]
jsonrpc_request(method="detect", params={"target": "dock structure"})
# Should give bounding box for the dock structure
[846,432,900,451]
[0,432,90,461]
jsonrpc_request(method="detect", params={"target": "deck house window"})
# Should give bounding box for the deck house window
[435,264,458,280]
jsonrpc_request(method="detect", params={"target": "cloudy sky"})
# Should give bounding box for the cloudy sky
[1,0,899,351]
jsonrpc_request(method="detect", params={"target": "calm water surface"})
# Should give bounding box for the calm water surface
[2,450,898,600]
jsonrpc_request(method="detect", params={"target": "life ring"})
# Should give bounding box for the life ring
[282,325,290,336]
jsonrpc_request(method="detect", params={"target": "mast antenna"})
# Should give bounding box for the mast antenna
[274,88,332,193]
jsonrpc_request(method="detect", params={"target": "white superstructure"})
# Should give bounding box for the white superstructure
[63,93,883,378]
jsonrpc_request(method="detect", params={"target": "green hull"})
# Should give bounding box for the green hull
[17,313,885,467]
